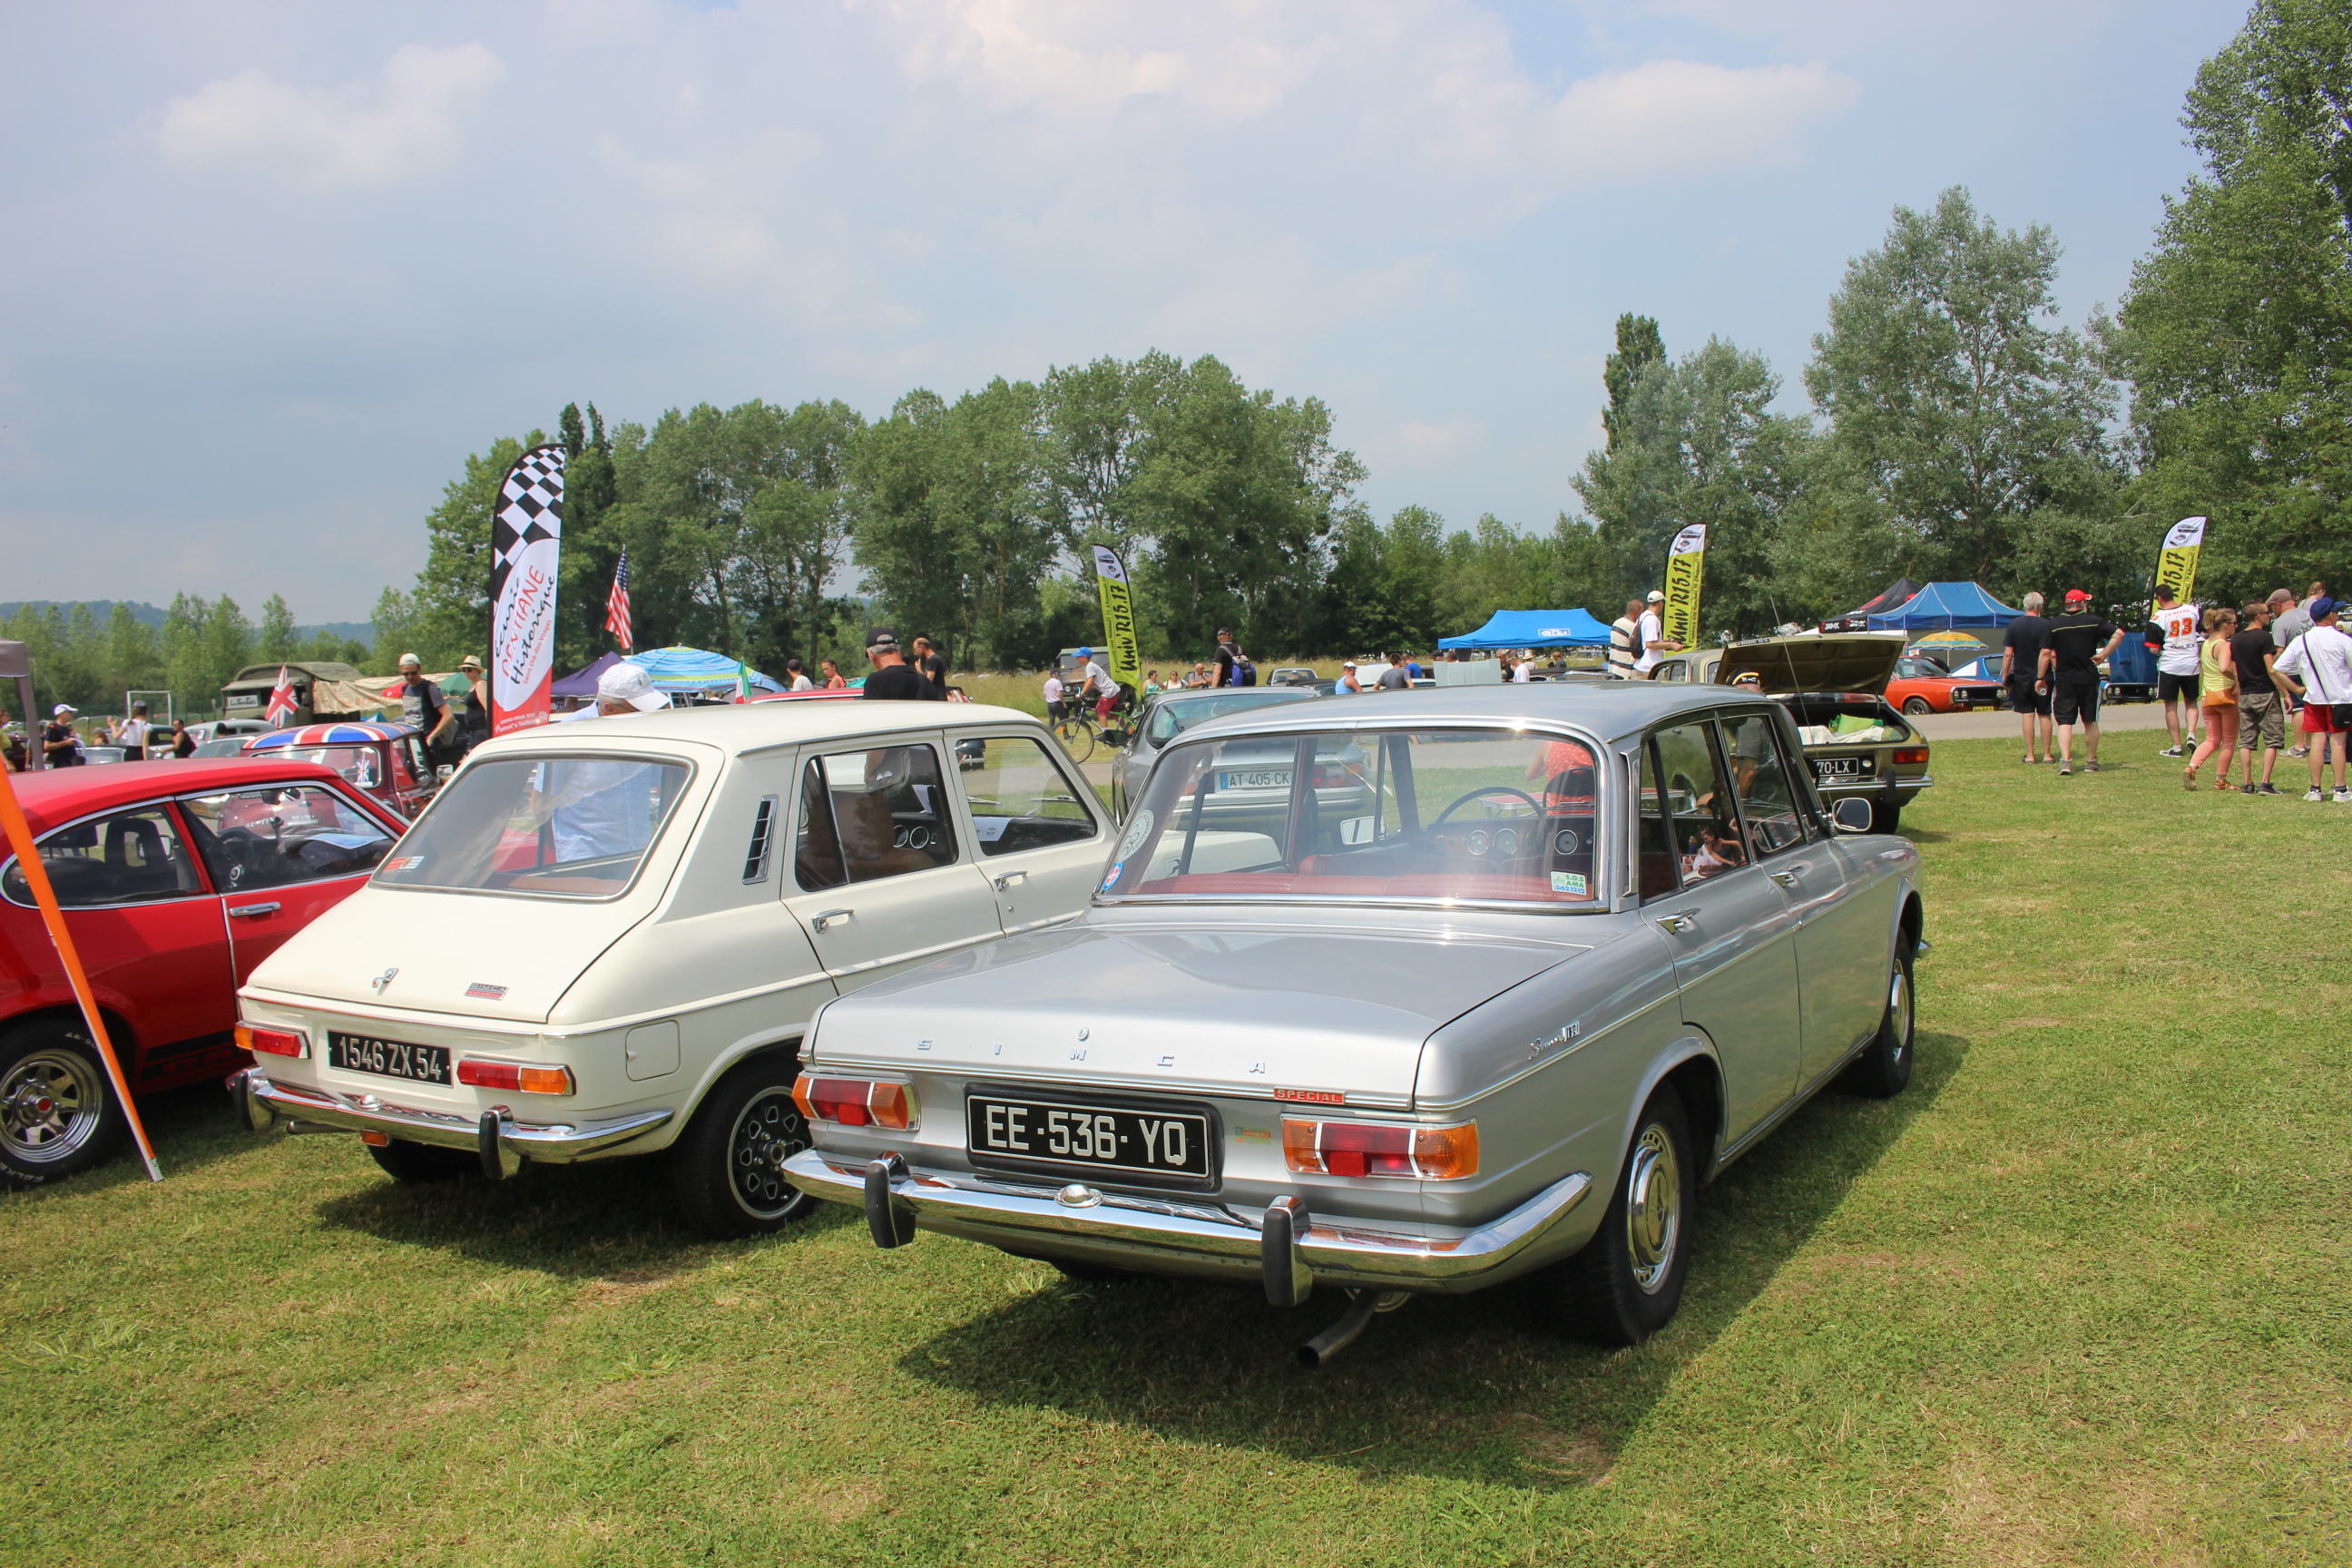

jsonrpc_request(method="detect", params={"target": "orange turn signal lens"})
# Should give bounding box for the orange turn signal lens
[1281,1118,1479,1180]
[456,1057,575,1095]
[792,1074,916,1131]
[1892,748,1929,765]
[237,1023,308,1059]
[359,1131,390,1148]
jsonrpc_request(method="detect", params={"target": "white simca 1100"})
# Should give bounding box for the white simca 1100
[230,700,1111,1235]
[782,684,1923,1363]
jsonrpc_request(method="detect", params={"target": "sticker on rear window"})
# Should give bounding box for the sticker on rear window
[1552,870,1587,895]
[385,855,424,872]
[1101,861,1124,890]
[1114,809,1153,860]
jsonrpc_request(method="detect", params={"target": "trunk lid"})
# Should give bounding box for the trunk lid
[1716,633,1906,696]
[809,921,1586,1107]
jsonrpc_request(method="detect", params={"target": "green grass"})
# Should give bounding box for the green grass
[6,735,2347,1565]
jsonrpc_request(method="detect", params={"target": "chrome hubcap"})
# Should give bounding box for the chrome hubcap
[1623,1123,1681,1294]
[3,1051,103,1164]
[1889,967,1913,1063]
[729,1089,808,1219]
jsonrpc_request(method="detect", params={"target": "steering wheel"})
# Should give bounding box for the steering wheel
[1429,786,1542,830]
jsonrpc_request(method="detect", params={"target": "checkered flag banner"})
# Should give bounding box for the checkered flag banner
[487,442,567,737]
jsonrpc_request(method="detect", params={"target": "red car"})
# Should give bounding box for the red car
[240,720,439,819]
[0,757,406,1182]
[1884,655,2006,716]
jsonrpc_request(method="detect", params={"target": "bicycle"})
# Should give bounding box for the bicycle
[1049,707,1100,763]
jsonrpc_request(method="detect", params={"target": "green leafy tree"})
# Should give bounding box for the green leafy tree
[1807,187,2123,594]
[2111,0,2352,604]
[413,435,531,666]
[369,586,421,670]
[203,596,255,691]
[259,593,299,662]
[1602,314,1666,455]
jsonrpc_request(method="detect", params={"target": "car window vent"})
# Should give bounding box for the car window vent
[742,796,779,884]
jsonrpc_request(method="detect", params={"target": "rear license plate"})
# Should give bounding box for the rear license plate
[1813,755,1877,780]
[1220,769,1291,790]
[328,1032,451,1085]
[966,1093,1211,1181]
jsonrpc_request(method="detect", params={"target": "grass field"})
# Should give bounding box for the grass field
[5,734,2347,1565]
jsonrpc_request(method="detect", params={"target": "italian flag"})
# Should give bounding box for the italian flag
[735,662,752,703]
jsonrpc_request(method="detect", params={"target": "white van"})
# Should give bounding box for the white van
[231,701,1110,1236]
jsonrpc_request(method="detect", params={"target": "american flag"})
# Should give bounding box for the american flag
[265,664,299,726]
[604,548,634,651]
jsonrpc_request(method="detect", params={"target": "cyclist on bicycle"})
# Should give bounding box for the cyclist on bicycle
[1076,647,1121,721]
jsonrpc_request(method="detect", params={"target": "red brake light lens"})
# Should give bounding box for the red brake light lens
[1892,748,1929,765]
[456,1057,574,1095]
[792,1075,915,1131]
[1282,1119,1479,1180]
[236,1023,308,1059]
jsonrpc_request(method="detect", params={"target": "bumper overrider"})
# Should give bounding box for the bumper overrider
[231,1068,672,1177]
[782,1148,1594,1299]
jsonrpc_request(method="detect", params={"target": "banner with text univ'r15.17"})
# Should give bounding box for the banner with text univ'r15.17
[2153,514,2207,608]
[1090,545,1142,696]
[1661,524,1707,650]
[488,443,567,736]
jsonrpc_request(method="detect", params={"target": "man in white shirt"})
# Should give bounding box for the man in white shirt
[2145,585,2204,757]
[1635,590,1680,676]
[1042,671,1067,722]
[1076,647,1118,720]
[1511,651,1534,682]
[547,663,674,858]
[2272,596,2352,801]
[1607,599,1642,679]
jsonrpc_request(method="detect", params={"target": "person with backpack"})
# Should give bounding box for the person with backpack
[2272,596,2352,802]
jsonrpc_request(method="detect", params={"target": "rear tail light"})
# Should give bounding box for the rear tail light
[793,1074,916,1131]
[1282,1118,1479,1180]
[456,1057,575,1095]
[1892,748,1929,764]
[1312,762,1361,788]
[237,1023,309,1059]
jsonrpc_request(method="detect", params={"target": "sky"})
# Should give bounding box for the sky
[0,0,2254,622]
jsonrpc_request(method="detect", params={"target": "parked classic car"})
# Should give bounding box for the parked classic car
[0,758,407,1181]
[1657,636,1932,835]
[230,701,1112,1236]
[782,684,1923,1359]
[1112,686,1318,819]
[1884,656,2005,716]
[241,721,438,819]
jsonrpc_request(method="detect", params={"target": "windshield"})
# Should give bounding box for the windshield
[1102,727,1604,906]
[373,754,690,897]
[1143,690,1306,745]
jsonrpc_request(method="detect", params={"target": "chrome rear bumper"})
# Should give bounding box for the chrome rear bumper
[782,1148,1593,1296]
[233,1068,673,1165]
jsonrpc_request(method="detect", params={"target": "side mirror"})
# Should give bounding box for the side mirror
[1829,799,1873,835]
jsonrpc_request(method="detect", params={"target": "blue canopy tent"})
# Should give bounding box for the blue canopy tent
[1866,581,2024,632]
[1437,608,1614,651]
[622,646,784,696]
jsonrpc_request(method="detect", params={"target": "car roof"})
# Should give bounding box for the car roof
[1171,681,1755,747]
[1153,686,1314,705]
[6,757,355,834]
[464,700,1049,760]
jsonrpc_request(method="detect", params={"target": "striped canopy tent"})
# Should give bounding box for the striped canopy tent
[623,646,784,696]
[245,721,420,750]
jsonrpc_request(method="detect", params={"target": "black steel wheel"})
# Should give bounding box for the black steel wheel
[0,1019,125,1183]
[1544,1084,1696,1346]
[671,1055,817,1239]
[1844,939,1916,1099]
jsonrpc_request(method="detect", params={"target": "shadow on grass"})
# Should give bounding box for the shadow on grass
[0,1080,269,1198]
[899,1030,1969,1488]
[308,1147,860,1280]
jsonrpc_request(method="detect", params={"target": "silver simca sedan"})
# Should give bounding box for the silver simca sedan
[783,684,1922,1361]
[230,701,1111,1236]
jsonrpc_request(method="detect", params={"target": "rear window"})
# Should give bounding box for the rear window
[1102,727,1604,907]
[1781,696,1912,746]
[374,755,690,898]
[1143,691,1305,744]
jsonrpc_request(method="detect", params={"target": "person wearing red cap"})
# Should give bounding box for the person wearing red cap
[2037,590,2122,776]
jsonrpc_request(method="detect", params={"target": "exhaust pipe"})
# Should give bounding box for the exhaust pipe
[1298,1289,1411,1368]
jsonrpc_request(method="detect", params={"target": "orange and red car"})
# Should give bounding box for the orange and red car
[1883,655,2006,716]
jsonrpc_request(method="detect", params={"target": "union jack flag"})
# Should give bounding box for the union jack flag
[604,548,634,651]
[264,664,299,726]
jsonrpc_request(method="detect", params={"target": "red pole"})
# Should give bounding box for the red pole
[0,766,162,1181]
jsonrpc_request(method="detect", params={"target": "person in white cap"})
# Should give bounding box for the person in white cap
[542,662,672,859]
[44,704,83,767]
[1636,590,1681,676]
[395,653,448,743]
[1335,660,1362,694]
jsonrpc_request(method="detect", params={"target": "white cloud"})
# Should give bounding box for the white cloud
[1400,416,1483,456]
[157,44,505,189]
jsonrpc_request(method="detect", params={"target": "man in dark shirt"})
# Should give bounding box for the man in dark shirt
[2036,591,2122,775]
[44,704,83,766]
[2230,601,2288,793]
[2001,592,2053,762]
[910,635,950,700]
[1213,629,1239,689]
[858,627,934,701]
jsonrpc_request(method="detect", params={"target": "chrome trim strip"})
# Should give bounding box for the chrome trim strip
[1410,988,1681,1114]
[783,1149,1592,1289]
[241,1070,672,1161]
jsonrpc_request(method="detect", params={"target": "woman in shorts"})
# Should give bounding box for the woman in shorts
[2184,605,2240,791]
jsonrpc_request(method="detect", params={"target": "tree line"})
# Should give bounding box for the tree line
[2,597,370,721]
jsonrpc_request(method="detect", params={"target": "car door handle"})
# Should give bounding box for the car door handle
[993,871,1027,891]
[811,908,854,932]
[1768,870,1798,889]
[1655,909,1700,934]
[227,902,281,918]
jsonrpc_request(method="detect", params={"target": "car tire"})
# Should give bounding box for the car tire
[0,1018,126,1183]
[671,1054,818,1240]
[1844,938,1916,1099]
[1902,697,1933,716]
[366,1138,476,1183]
[1545,1084,1695,1347]
[1869,799,1902,834]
